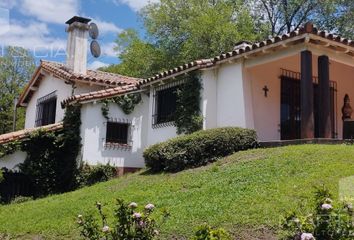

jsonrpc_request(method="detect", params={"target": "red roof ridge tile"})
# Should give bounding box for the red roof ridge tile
[0,122,63,145]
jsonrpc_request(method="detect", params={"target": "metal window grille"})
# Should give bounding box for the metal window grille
[35,91,57,127]
[106,122,130,144]
[152,79,185,128]
[280,69,337,140]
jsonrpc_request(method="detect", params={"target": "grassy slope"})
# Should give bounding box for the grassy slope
[1,145,354,239]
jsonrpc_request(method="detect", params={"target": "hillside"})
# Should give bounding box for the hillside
[1,144,354,239]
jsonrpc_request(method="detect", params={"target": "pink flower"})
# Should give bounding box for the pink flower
[133,212,142,219]
[301,233,315,240]
[129,202,138,209]
[102,225,110,233]
[145,203,155,211]
[321,203,332,210]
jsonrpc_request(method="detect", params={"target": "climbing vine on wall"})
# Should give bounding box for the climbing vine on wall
[10,104,82,196]
[175,72,203,134]
[0,141,21,158]
[100,93,142,119]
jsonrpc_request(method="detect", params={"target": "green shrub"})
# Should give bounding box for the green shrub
[78,164,117,186]
[193,224,231,240]
[77,199,169,240]
[143,127,258,172]
[281,187,354,240]
[0,169,3,184]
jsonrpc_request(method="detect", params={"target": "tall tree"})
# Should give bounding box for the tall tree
[103,0,264,78]
[0,47,35,134]
[249,0,354,38]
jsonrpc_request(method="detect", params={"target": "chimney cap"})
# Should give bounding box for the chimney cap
[66,16,91,25]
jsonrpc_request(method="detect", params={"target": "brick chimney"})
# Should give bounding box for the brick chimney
[65,16,91,75]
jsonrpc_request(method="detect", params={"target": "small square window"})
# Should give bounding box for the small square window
[106,122,130,144]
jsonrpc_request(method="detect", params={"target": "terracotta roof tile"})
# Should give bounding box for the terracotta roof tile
[18,61,142,106]
[61,84,139,107]
[0,122,63,145]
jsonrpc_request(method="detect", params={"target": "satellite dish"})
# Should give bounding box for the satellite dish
[90,40,101,58]
[89,22,99,39]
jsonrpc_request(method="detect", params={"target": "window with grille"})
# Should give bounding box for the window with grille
[106,122,130,144]
[35,92,57,127]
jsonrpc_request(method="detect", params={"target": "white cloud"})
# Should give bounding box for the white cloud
[88,60,109,70]
[89,18,122,35]
[112,0,159,11]
[0,21,67,57]
[19,0,79,24]
[101,42,117,57]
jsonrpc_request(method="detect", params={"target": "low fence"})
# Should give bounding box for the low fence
[0,171,34,203]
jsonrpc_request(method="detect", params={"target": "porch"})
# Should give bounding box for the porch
[246,41,354,141]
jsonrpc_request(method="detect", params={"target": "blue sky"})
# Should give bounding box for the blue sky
[0,0,158,69]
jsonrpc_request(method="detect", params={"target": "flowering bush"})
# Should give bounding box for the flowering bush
[77,199,169,240]
[281,187,354,240]
[192,224,231,240]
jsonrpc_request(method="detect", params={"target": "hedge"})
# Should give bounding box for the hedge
[143,127,258,172]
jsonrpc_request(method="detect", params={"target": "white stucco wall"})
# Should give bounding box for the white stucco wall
[202,61,254,129]
[0,151,26,170]
[24,74,102,129]
[80,94,150,168]
[201,69,217,129]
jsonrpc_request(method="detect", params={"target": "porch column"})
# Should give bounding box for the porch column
[318,55,332,138]
[301,50,314,139]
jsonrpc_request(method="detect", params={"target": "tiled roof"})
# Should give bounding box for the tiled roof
[18,61,142,106]
[139,22,354,85]
[63,22,354,107]
[61,84,139,107]
[0,122,63,145]
[41,61,141,86]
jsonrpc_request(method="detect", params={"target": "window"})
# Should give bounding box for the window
[106,122,130,144]
[35,92,57,127]
[153,85,180,126]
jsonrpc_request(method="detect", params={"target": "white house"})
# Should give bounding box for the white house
[1,16,354,174]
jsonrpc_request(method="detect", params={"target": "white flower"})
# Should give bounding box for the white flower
[301,233,315,240]
[153,230,159,235]
[78,214,83,219]
[133,212,142,219]
[145,203,155,210]
[129,202,138,209]
[293,218,300,224]
[321,203,333,210]
[102,225,110,233]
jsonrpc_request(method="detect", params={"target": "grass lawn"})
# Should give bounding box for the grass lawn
[1,144,354,239]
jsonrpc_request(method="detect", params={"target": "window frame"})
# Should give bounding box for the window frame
[35,91,57,127]
[152,80,185,128]
[104,120,132,150]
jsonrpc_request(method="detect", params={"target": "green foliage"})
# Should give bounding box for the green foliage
[144,127,258,172]
[77,199,168,240]
[0,169,3,184]
[193,224,230,240]
[19,105,81,196]
[0,46,35,134]
[281,187,354,240]
[0,141,21,158]
[100,93,142,118]
[250,0,354,38]
[103,0,262,78]
[77,164,117,186]
[175,72,203,134]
